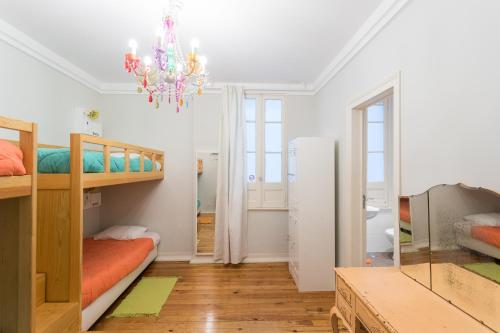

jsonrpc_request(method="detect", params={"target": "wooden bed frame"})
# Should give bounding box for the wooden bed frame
[36,133,164,331]
[0,116,37,333]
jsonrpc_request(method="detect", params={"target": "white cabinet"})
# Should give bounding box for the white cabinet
[288,137,335,291]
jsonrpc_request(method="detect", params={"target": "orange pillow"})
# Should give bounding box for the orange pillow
[0,139,26,176]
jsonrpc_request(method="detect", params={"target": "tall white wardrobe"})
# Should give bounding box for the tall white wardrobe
[288,137,336,291]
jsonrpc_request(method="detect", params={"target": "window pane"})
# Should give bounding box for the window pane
[367,152,384,182]
[265,99,282,122]
[265,153,281,183]
[245,99,256,121]
[367,123,384,152]
[265,123,282,153]
[247,152,256,182]
[246,122,256,152]
[367,101,384,122]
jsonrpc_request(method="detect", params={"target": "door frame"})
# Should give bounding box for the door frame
[345,72,401,267]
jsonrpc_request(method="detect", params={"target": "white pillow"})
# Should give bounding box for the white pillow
[463,212,500,226]
[93,225,148,240]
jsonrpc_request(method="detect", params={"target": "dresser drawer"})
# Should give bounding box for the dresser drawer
[336,292,354,328]
[356,298,389,333]
[336,275,353,306]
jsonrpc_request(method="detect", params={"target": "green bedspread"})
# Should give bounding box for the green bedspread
[38,148,153,173]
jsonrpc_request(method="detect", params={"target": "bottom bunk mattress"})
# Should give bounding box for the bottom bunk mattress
[82,237,155,309]
[471,226,500,249]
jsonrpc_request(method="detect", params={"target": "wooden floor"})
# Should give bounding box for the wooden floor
[197,213,215,254]
[91,262,343,332]
[366,252,394,267]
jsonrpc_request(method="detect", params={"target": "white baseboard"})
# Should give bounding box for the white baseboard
[189,256,216,264]
[155,252,289,263]
[243,253,289,263]
[155,252,192,262]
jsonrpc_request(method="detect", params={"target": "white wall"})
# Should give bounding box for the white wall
[197,152,218,213]
[98,93,195,258]
[98,93,316,259]
[0,41,100,145]
[315,0,500,266]
[0,40,102,227]
[248,95,318,259]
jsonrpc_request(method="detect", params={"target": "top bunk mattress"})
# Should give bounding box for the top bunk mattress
[82,237,155,309]
[38,148,158,174]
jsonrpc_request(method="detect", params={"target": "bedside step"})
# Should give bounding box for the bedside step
[36,302,79,333]
[36,273,46,307]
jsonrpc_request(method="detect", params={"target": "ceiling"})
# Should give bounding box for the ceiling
[0,0,382,86]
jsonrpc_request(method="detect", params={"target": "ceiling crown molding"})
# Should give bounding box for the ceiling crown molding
[0,0,409,96]
[100,81,315,96]
[311,0,409,94]
[0,19,102,92]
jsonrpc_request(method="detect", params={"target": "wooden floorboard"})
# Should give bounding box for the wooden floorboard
[91,262,345,332]
[197,214,215,254]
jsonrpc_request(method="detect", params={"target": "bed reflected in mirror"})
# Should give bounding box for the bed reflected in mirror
[428,184,499,331]
[196,151,218,255]
[399,193,431,288]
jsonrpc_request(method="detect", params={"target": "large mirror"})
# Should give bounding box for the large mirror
[195,152,218,255]
[399,184,500,332]
[399,193,431,288]
[428,184,499,331]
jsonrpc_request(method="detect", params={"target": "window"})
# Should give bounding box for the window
[367,101,385,183]
[366,97,392,208]
[245,95,286,209]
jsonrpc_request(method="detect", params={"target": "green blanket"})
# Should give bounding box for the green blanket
[38,148,153,173]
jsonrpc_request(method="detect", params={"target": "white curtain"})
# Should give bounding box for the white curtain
[214,85,248,264]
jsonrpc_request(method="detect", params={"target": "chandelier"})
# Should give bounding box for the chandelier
[124,1,208,112]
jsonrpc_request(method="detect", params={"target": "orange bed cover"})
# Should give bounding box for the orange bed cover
[400,197,411,224]
[82,238,154,309]
[471,226,500,249]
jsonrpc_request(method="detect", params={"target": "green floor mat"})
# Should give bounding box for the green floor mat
[400,230,412,243]
[463,262,500,283]
[110,277,177,317]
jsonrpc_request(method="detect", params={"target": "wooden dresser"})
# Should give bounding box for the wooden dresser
[331,267,494,333]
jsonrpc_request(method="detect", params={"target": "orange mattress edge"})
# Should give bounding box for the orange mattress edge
[82,238,154,309]
[471,225,500,249]
[400,198,411,224]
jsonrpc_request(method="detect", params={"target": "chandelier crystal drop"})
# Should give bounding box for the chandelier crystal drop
[124,0,208,112]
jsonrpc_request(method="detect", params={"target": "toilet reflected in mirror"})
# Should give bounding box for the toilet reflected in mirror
[196,151,218,255]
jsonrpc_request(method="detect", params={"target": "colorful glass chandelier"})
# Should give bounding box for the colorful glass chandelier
[124,0,208,111]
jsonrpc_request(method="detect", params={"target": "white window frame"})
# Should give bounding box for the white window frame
[366,96,393,209]
[246,94,287,209]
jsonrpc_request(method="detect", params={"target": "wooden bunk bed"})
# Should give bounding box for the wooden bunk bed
[36,133,164,332]
[0,116,37,333]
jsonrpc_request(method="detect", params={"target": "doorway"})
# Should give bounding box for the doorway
[363,96,394,266]
[346,74,401,267]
